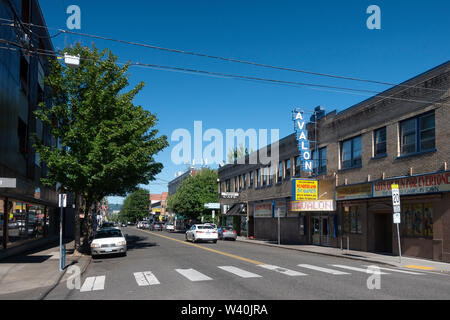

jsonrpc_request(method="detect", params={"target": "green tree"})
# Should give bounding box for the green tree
[121,188,150,222]
[167,168,218,221]
[33,44,168,251]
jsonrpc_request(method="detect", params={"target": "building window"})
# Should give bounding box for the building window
[278,161,283,182]
[402,203,433,238]
[285,159,291,179]
[400,112,435,156]
[313,147,327,175]
[18,117,28,155]
[374,127,387,157]
[226,179,230,192]
[256,169,261,187]
[249,171,254,189]
[294,156,301,177]
[20,54,29,93]
[243,173,247,189]
[341,136,362,169]
[262,168,267,186]
[343,206,362,234]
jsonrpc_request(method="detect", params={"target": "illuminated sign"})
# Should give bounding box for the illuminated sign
[293,110,313,172]
[292,179,318,201]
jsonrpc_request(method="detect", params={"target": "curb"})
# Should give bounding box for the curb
[39,253,92,300]
[236,238,400,268]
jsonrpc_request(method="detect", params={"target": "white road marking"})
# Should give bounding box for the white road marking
[218,266,262,278]
[134,272,149,286]
[331,265,389,274]
[297,264,350,275]
[92,275,105,291]
[80,277,96,292]
[258,264,307,276]
[362,266,425,275]
[175,268,213,282]
[143,271,161,285]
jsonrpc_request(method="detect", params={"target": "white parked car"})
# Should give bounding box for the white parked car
[185,224,218,243]
[91,228,127,258]
[165,223,175,232]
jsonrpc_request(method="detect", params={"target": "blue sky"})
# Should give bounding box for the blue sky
[39,0,450,204]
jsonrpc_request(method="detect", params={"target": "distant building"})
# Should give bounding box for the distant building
[150,192,168,220]
[168,167,199,196]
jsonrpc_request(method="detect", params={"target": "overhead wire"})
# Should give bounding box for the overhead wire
[0,17,447,94]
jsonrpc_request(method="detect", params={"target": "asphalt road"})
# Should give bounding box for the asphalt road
[45,226,450,300]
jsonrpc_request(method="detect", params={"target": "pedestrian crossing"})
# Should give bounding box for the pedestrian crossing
[76,263,426,293]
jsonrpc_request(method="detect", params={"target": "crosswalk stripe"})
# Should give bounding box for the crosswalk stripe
[92,275,105,291]
[331,265,389,274]
[80,276,105,292]
[362,266,425,275]
[143,271,161,285]
[218,266,262,278]
[80,277,96,292]
[297,264,350,275]
[175,268,213,282]
[134,271,161,286]
[258,264,307,276]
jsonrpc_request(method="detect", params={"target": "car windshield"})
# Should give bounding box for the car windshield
[94,229,122,239]
[223,227,234,231]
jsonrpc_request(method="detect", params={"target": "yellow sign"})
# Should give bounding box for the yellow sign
[391,184,399,189]
[292,179,318,201]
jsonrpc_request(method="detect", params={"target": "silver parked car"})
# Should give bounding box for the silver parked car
[218,226,237,240]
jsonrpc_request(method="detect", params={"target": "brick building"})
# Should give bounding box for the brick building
[218,61,450,262]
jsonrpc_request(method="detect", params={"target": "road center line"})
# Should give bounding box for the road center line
[140,229,265,265]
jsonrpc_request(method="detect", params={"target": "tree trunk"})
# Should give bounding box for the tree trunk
[74,193,81,252]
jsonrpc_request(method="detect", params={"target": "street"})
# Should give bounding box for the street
[45,227,450,300]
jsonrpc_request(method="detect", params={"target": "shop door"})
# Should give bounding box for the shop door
[311,217,320,245]
[374,213,393,254]
[320,217,330,246]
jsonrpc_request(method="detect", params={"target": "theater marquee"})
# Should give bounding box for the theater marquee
[290,200,336,212]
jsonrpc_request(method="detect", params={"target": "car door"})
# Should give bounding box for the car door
[190,225,196,240]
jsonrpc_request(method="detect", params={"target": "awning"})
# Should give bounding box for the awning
[225,203,246,216]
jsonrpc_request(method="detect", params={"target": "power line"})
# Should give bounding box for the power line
[0,17,447,94]
[1,39,448,108]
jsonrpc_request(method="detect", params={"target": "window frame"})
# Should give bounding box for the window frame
[373,127,387,157]
[399,111,435,156]
[340,136,362,170]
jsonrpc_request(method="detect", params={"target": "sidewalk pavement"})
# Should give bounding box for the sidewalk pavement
[0,239,91,300]
[236,236,450,274]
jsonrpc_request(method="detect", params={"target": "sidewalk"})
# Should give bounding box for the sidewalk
[0,239,91,300]
[236,236,450,274]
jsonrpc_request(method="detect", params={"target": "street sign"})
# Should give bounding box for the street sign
[59,194,67,208]
[391,184,402,263]
[391,184,400,223]
[204,203,220,209]
[0,178,16,188]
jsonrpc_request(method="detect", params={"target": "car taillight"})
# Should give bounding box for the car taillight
[197,231,204,234]
[233,230,237,234]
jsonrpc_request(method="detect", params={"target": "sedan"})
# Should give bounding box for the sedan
[91,228,127,258]
[165,224,175,232]
[185,224,218,243]
[218,226,237,241]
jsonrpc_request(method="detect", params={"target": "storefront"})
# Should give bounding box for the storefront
[290,199,337,246]
[1,196,57,251]
[336,171,450,261]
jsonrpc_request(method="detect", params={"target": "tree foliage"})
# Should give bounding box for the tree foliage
[33,44,168,246]
[167,168,218,220]
[121,188,150,222]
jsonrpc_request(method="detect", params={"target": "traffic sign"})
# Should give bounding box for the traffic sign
[391,184,401,223]
[0,178,16,188]
[204,203,220,209]
[59,194,67,208]
[393,212,401,224]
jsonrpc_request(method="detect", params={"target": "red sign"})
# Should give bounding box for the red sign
[373,172,450,197]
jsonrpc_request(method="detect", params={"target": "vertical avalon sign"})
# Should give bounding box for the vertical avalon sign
[293,110,313,172]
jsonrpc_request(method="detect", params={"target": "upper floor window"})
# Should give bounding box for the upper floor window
[243,173,247,189]
[262,168,267,186]
[294,156,301,177]
[249,171,254,189]
[400,112,435,156]
[374,127,387,157]
[285,159,291,179]
[341,136,362,169]
[256,168,261,187]
[278,161,283,182]
[226,179,230,192]
[313,147,327,175]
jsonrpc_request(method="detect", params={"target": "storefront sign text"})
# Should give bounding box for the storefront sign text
[290,200,336,212]
[292,179,318,201]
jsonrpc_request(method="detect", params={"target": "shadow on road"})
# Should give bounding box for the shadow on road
[125,235,159,251]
